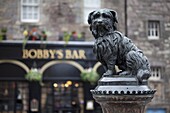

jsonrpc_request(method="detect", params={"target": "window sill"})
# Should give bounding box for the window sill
[148,36,159,40]
[18,21,42,26]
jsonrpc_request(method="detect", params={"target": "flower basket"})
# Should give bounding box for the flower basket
[25,68,42,82]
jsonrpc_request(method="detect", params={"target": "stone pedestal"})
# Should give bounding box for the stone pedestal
[91,76,156,113]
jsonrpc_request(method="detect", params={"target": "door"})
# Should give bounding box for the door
[41,81,84,113]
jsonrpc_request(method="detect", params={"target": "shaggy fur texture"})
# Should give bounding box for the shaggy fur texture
[88,9,151,82]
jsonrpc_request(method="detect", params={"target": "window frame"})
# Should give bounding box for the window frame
[83,0,101,24]
[147,20,160,40]
[149,66,162,81]
[20,0,40,23]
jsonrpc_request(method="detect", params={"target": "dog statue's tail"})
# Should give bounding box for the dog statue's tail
[137,69,151,83]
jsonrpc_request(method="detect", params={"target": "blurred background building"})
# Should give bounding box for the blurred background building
[0,0,170,113]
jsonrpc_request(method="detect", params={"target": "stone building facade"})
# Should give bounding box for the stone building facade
[0,0,126,41]
[0,0,170,112]
[127,1,170,113]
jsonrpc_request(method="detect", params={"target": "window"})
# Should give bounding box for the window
[149,67,162,80]
[83,0,101,24]
[21,0,40,23]
[0,82,29,113]
[148,21,160,40]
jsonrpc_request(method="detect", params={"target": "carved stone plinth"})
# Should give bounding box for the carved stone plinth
[91,76,156,113]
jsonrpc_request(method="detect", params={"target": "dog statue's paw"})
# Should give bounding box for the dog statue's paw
[137,70,151,83]
[103,70,114,77]
[119,71,131,76]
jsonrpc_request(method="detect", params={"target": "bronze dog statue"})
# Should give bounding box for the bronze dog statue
[88,9,151,82]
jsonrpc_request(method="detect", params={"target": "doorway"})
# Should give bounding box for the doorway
[41,81,84,113]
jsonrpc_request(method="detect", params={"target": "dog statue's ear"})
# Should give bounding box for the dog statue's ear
[110,10,118,23]
[88,11,95,24]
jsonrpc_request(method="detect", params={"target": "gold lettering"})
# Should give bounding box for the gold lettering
[73,50,79,59]
[29,49,37,59]
[49,50,56,59]
[56,50,63,59]
[37,49,43,59]
[43,49,49,59]
[78,50,86,59]
[22,49,29,59]
[65,50,72,59]
[22,49,86,59]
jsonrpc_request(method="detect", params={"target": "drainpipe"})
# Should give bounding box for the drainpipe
[125,0,128,36]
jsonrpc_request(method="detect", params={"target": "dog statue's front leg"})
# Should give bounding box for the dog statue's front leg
[103,57,116,77]
[119,70,132,76]
[103,69,114,77]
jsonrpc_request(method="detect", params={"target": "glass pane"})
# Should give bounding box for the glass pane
[152,68,155,77]
[34,13,38,19]
[22,6,27,19]
[33,7,38,19]
[29,13,32,19]
[16,83,29,113]
[30,0,32,4]
[155,30,158,36]
[41,83,53,113]
[27,6,32,19]
[153,22,155,29]
[22,0,27,4]
[22,6,27,12]
[31,6,34,12]
[156,68,159,77]
[84,0,101,8]
[154,22,156,29]
[0,82,15,112]
[155,22,157,29]
[156,23,159,36]
[34,7,38,12]
[33,0,39,4]
[33,7,38,14]
[27,6,31,13]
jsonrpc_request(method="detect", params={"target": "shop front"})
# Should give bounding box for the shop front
[0,41,103,113]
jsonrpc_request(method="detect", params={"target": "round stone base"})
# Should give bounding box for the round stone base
[93,94,154,113]
[91,76,156,113]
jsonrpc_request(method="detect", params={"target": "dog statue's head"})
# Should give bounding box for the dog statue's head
[88,9,118,38]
